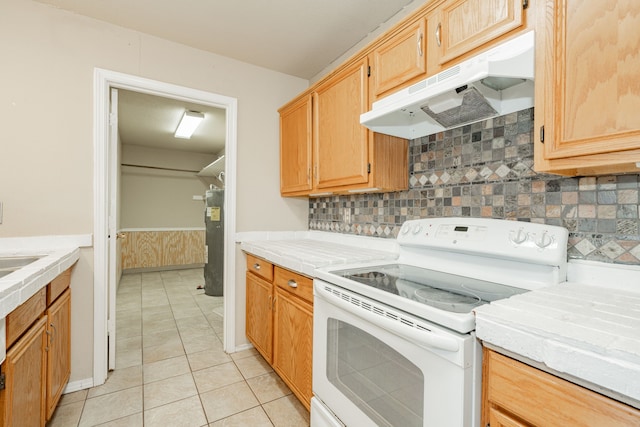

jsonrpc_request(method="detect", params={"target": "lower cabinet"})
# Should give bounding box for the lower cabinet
[245,271,273,364]
[0,316,48,427]
[272,267,313,410]
[482,348,640,427]
[46,288,71,420]
[245,254,313,410]
[0,268,73,427]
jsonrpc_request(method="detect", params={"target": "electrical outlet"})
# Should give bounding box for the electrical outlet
[0,202,3,224]
[343,208,351,224]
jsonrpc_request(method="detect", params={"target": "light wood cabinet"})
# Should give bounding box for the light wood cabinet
[482,348,640,427]
[314,57,371,190]
[273,267,313,410]
[1,268,72,427]
[370,18,427,101]
[46,288,71,420]
[245,255,314,410]
[245,271,273,364]
[280,59,408,197]
[280,94,313,195]
[245,254,274,363]
[0,316,47,427]
[434,0,526,65]
[534,0,640,175]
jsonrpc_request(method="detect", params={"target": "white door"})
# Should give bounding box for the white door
[107,87,119,370]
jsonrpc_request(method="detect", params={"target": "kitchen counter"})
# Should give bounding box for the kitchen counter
[0,234,90,365]
[238,230,399,276]
[475,259,640,409]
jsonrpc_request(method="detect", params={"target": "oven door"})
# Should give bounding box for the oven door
[313,280,481,427]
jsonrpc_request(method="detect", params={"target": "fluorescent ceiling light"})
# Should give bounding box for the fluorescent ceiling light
[174,110,204,139]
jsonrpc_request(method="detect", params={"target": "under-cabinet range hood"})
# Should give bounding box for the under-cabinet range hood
[361,31,534,140]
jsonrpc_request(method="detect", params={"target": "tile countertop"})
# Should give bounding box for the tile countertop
[475,259,640,409]
[0,234,91,365]
[238,230,399,276]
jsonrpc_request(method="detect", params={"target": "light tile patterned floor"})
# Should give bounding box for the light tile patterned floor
[47,268,310,427]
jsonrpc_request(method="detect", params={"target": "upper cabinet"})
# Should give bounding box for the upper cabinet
[534,0,640,175]
[435,0,526,65]
[314,58,371,190]
[280,94,313,195]
[370,19,427,101]
[280,57,408,197]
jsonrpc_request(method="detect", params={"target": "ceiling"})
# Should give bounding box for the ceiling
[33,0,416,80]
[35,0,416,156]
[117,89,226,155]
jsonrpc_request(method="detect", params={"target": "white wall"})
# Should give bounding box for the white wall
[0,0,309,385]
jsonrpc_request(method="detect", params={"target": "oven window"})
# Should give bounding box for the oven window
[326,319,423,427]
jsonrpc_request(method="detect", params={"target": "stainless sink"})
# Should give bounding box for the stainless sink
[0,256,43,278]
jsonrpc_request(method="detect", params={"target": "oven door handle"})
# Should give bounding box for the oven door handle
[319,287,459,353]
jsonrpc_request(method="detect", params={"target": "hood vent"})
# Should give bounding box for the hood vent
[360,31,535,140]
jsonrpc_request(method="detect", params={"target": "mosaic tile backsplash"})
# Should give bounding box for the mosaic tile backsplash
[309,108,640,265]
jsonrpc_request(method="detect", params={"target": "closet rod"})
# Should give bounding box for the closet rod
[121,163,199,173]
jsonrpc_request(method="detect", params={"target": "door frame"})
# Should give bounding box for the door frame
[93,68,238,385]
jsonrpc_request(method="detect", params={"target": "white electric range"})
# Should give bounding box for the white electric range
[312,217,569,427]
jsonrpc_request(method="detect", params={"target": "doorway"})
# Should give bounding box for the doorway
[93,69,238,387]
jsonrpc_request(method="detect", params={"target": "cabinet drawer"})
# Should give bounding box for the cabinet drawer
[274,267,313,304]
[486,349,640,426]
[246,254,274,282]
[48,268,71,305]
[6,287,47,348]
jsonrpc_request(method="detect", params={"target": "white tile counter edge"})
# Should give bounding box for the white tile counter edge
[476,259,640,407]
[0,234,92,365]
[236,231,399,276]
[236,230,399,253]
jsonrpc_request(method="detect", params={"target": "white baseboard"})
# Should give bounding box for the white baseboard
[63,378,94,394]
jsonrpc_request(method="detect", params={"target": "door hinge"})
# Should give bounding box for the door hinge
[367,66,371,77]
[0,372,5,390]
[522,0,529,9]
[540,125,545,143]
[367,163,371,174]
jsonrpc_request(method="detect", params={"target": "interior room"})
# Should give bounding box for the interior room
[1,1,639,426]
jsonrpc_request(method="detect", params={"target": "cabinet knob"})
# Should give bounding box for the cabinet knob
[287,279,298,288]
[253,263,261,270]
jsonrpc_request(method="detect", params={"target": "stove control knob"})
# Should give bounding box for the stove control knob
[509,229,528,244]
[412,224,423,235]
[535,231,554,248]
[401,224,411,234]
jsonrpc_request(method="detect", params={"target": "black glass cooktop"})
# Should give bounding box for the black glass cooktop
[331,264,526,313]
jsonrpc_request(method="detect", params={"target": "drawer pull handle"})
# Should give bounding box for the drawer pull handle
[287,279,298,288]
[436,23,442,47]
[253,263,261,270]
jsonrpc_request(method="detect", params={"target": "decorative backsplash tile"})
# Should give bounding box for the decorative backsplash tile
[309,109,640,265]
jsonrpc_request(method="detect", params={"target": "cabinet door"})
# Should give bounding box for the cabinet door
[314,57,370,189]
[535,0,640,174]
[437,0,525,64]
[0,316,47,427]
[371,19,426,100]
[245,272,273,364]
[46,289,71,420]
[280,94,313,195]
[273,288,313,410]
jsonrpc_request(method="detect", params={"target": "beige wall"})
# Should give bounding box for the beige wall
[0,0,309,384]
[120,145,212,228]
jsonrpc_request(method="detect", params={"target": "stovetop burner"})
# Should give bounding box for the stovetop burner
[334,264,526,314]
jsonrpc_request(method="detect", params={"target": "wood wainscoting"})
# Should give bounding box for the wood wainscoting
[120,229,206,270]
